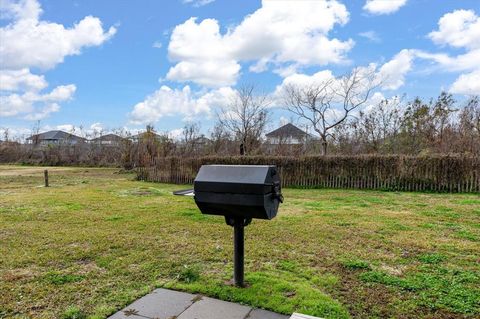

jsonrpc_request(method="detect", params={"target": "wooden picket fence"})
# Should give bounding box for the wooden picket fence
[136,155,480,193]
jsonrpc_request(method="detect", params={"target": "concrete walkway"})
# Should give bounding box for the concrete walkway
[109,288,289,319]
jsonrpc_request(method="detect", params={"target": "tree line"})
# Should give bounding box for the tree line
[1,66,478,166]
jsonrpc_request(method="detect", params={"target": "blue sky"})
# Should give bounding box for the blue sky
[1,0,479,139]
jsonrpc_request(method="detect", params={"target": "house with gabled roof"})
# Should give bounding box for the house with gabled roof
[89,133,125,146]
[265,123,313,145]
[26,130,86,146]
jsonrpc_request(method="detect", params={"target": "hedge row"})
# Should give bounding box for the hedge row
[136,155,480,193]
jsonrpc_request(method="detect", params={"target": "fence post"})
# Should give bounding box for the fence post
[44,169,49,187]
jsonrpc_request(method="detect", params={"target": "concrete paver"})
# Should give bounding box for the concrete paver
[108,288,293,319]
[177,296,252,319]
[108,288,196,319]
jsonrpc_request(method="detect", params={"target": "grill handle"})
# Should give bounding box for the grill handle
[273,181,284,203]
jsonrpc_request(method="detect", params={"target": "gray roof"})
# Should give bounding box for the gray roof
[194,136,211,143]
[90,134,125,142]
[27,130,85,141]
[129,132,163,139]
[265,123,310,139]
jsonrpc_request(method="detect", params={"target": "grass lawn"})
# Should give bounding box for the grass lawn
[0,165,479,319]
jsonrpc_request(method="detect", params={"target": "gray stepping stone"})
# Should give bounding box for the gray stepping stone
[177,296,252,319]
[247,308,290,319]
[108,288,196,319]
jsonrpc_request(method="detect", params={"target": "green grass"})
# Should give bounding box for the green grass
[1,165,479,318]
[341,259,371,270]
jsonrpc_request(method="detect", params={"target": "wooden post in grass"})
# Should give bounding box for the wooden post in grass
[44,169,49,187]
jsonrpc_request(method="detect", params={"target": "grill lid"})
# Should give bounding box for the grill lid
[194,165,280,195]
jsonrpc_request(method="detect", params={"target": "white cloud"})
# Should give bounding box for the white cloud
[167,59,240,87]
[363,0,407,15]
[0,68,47,91]
[273,64,301,78]
[274,53,410,95]
[363,92,404,114]
[272,69,338,107]
[182,0,215,7]
[418,9,480,95]
[0,126,33,141]
[0,0,116,70]
[275,70,335,92]
[167,0,353,86]
[414,49,480,73]
[129,85,236,124]
[359,30,381,42]
[0,0,41,21]
[0,93,33,117]
[55,124,76,133]
[89,122,104,134]
[168,128,184,140]
[50,124,99,137]
[363,92,386,113]
[24,103,60,120]
[279,116,289,126]
[152,41,162,49]
[0,83,76,119]
[377,49,414,90]
[428,9,480,49]
[449,69,480,95]
[0,0,114,120]
[272,53,412,107]
[41,85,77,102]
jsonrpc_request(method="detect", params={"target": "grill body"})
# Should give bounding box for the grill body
[193,165,282,220]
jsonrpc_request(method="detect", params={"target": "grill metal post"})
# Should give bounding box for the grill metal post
[233,218,244,287]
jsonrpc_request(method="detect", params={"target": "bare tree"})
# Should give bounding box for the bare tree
[217,84,270,155]
[209,123,233,155]
[3,128,10,142]
[283,67,378,155]
[353,96,404,153]
[458,96,480,154]
[181,122,201,156]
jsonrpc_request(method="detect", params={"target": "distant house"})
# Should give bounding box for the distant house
[89,134,125,146]
[265,123,312,145]
[193,135,210,146]
[190,135,211,153]
[128,131,165,143]
[26,130,86,146]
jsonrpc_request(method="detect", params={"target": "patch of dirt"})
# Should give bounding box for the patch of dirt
[336,270,400,318]
[0,167,74,176]
[2,268,38,282]
[117,187,164,197]
[335,266,470,319]
[379,264,406,276]
[76,260,105,275]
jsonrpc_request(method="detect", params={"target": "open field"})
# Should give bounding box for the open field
[1,165,479,319]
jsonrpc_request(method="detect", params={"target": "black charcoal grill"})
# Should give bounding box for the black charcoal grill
[174,165,283,287]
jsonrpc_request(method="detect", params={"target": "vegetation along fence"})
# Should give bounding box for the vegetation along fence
[136,155,480,193]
